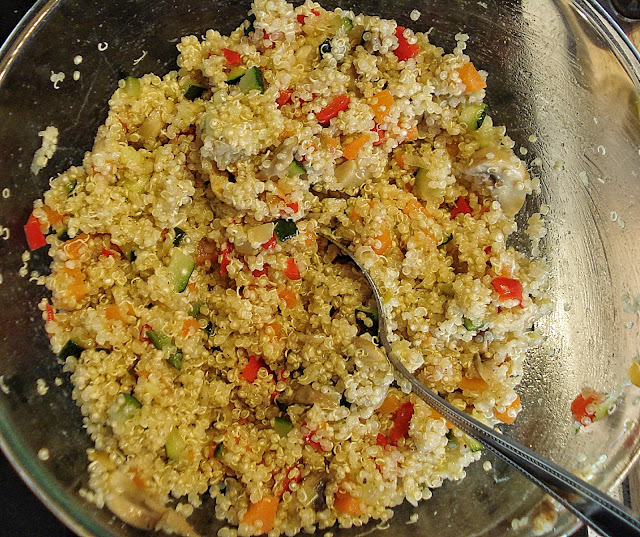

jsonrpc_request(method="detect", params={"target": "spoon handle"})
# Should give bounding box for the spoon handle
[387,351,640,537]
[321,232,640,536]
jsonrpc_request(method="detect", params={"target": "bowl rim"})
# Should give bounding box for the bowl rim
[1,1,639,537]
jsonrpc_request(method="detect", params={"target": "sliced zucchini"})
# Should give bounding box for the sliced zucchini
[440,282,455,298]
[57,229,70,242]
[57,340,84,360]
[65,178,77,197]
[225,66,246,85]
[287,160,306,176]
[123,76,141,98]
[189,300,203,317]
[439,233,453,246]
[274,416,293,437]
[165,427,186,460]
[459,103,488,131]
[120,174,149,194]
[462,433,484,452]
[184,84,206,100]
[274,219,298,242]
[173,227,186,247]
[147,330,172,350]
[213,442,226,459]
[238,66,265,94]
[332,15,353,32]
[355,308,378,337]
[114,393,142,422]
[463,317,483,331]
[120,245,137,262]
[413,167,441,203]
[167,249,195,293]
[167,350,183,371]
[319,38,332,56]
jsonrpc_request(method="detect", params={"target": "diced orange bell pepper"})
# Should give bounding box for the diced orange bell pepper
[458,62,487,92]
[242,495,279,534]
[495,394,522,424]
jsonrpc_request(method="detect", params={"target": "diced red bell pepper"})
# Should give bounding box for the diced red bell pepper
[571,393,597,424]
[450,196,473,219]
[276,89,293,107]
[491,277,523,306]
[101,247,117,258]
[240,355,268,383]
[286,202,299,213]
[284,257,300,280]
[393,26,420,61]
[372,124,386,146]
[303,429,324,451]
[262,234,277,251]
[24,212,47,250]
[316,94,350,126]
[221,48,242,66]
[252,268,267,278]
[279,466,302,496]
[376,433,388,447]
[45,303,55,322]
[139,323,152,342]
[388,402,414,446]
[297,9,320,25]
[220,242,232,275]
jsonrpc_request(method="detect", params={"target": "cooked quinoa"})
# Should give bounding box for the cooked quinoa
[32,1,549,535]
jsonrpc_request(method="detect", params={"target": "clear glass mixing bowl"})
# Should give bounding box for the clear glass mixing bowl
[1,1,640,536]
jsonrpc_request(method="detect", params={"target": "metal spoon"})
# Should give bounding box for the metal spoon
[320,233,640,537]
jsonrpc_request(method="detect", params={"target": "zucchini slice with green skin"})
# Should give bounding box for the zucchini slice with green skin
[274,219,298,242]
[147,331,172,350]
[167,350,183,371]
[413,167,441,202]
[114,393,142,422]
[189,300,203,317]
[274,416,293,437]
[226,66,246,85]
[439,233,453,246]
[463,317,483,331]
[214,442,226,459]
[355,308,378,337]
[165,427,186,460]
[123,76,141,98]
[57,340,84,360]
[463,434,484,452]
[184,84,206,100]
[238,66,265,93]
[459,103,488,131]
[168,249,195,293]
[287,160,306,176]
[173,227,186,247]
[332,15,353,32]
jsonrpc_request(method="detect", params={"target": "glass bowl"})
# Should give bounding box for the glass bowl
[1,1,640,536]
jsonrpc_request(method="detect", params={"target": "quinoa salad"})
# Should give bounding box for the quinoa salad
[29,1,549,535]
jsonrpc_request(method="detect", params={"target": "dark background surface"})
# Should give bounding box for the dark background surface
[0,0,620,536]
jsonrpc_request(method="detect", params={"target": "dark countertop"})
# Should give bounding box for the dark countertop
[0,1,603,537]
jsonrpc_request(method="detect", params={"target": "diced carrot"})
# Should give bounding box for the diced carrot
[279,125,296,139]
[405,126,418,141]
[334,488,363,515]
[372,228,392,255]
[388,401,414,445]
[221,48,242,66]
[242,495,279,534]
[348,207,363,222]
[495,394,522,424]
[304,230,316,245]
[458,62,487,92]
[265,322,282,340]
[43,206,65,228]
[402,198,431,219]
[326,136,339,154]
[342,134,371,161]
[376,394,402,414]
[278,288,297,309]
[24,212,47,251]
[429,408,453,429]
[182,317,200,338]
[105,305,124,322]
[195,238,218,266]
[62,233,90,260]
[63,267,87,301]
[370,90,394,123]
[395,152,406,169]
[459,376,489,392]
[45,302,55,322]
[284,257,300,280]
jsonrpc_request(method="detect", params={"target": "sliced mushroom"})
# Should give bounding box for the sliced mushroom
[329,160,368,191]
[259,136,298,179]
[304,471,330,511]
[105,470,199,537]
[354,336,386,365]
[278,380,335,407]
[466,148,529,217]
